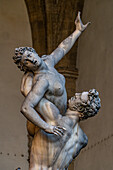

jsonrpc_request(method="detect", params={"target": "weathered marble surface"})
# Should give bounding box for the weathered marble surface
[13,12,100,170]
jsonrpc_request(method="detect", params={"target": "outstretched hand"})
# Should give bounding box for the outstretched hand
[75,11,90,32]
[45,125,66,137]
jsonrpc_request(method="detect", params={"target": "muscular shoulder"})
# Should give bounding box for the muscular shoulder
[41,55,54,67]
[41,48,64,67]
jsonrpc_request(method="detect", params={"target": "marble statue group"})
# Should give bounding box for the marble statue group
[13,12,101,170]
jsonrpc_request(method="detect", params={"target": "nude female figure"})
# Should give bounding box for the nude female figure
[13,12,90,136]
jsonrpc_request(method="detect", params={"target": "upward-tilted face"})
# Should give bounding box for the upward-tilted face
[22,50,42,71]
[68,92,89,110]
[68,89,101,120]
[13,47,43,72]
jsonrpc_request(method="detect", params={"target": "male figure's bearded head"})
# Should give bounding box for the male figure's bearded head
[68,89,101,120]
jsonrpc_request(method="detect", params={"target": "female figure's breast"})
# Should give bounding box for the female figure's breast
[46,70,65,96]
[45,74,67,115]
[52,80,64,96]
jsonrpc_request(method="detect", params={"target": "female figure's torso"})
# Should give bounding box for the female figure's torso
[33,66,67,115]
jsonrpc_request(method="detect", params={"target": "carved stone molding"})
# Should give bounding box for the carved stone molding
[57,67,79,79]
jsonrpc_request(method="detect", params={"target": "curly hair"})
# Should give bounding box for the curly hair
[69,89,101,120]
[13,47,36,72]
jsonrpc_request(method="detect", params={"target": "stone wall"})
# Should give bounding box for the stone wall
[75,0,113,169]
[0,0,32,169]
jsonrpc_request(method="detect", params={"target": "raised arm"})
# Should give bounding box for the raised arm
[49,12,90,66]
